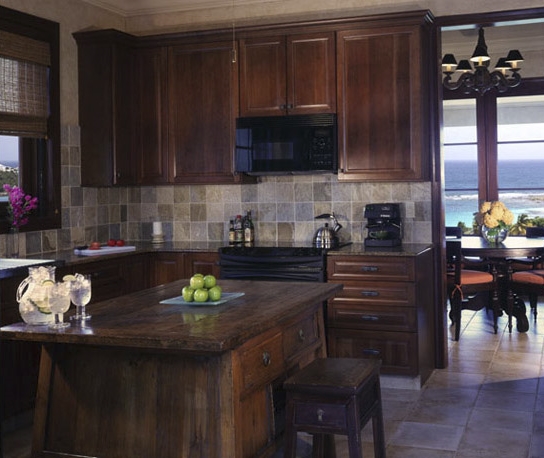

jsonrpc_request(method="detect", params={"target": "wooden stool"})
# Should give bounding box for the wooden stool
[283,358,385,458]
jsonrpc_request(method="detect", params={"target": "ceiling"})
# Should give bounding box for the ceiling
[81,0,261,16]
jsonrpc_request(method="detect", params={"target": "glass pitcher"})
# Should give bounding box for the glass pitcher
[16,265,56,325]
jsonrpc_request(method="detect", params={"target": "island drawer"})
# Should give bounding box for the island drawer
[328,303,417,332]
[237,331,284,393]
[328,328,418,376]
[328,281,415,306]
[327,256,415,282]
[283,313,320,360]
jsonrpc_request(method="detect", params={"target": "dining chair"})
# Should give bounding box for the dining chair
[446,226,462,238]
[446,240,499,340]
[510,257,544,322]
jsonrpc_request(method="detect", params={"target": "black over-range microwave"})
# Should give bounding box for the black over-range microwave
[234,113,337,175]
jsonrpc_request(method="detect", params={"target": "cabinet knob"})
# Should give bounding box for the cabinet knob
[298,329,305,342]
[361,266,378,272]
[262,351,271,367]
[279,104,286,110]
[361,315,379,321]
[363,348,381,356]
[287,104,293,109]
[361,291,379,297]
[317,408,325,422]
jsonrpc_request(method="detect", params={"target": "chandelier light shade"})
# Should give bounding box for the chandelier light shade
[442,27,524,95]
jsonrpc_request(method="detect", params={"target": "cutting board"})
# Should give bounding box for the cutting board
[75,246,137,256]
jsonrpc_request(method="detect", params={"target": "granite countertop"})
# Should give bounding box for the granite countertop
[0,279,341,355]
[1,241,433,280]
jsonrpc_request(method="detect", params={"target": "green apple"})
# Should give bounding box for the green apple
[208,286,222,301]
[190,275,205,290]
[193,288,209,302]
[203,274,216,289]
[182,286,195,302]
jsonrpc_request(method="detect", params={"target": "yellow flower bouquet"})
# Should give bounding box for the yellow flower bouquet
[475,201,514,243]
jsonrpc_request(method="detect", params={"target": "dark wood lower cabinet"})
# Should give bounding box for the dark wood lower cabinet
[326,248,435,386]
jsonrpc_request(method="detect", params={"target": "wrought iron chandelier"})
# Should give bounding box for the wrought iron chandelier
[442,27,524,95]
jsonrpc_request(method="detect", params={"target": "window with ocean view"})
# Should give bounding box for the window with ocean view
[0,134,19,202]
[444,94,544,232]
[497,95,544,227]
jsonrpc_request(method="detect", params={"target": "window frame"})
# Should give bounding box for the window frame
[0,6,61,234]
[443,77,544,207]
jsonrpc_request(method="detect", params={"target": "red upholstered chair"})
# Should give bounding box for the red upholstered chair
[511,264,544,322]
[447,240,499,341]
[508,227,544,321]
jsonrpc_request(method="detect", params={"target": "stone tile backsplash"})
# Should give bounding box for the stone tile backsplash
[2,124,432,257]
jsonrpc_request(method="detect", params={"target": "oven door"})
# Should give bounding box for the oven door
[219,251,325,283]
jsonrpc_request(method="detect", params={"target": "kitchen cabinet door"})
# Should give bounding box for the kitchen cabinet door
[336,23,430,181]
[133,46,170,185]
[150,252,185,286]
[74,30,137,186]
[239,32,336,117]
[184,252,220,278]
[168,41,245,184]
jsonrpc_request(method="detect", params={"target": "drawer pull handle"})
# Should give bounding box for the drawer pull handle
[361,291,379,297]
[298,329,305,342]
[361,315,379,321]
[317,408,325,422]
[363,348,381,356]
[262,351,271,367]
[361,266,378,272]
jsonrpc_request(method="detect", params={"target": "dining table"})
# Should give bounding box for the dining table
[459,235,544,333]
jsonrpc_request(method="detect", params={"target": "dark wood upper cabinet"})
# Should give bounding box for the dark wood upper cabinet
[133,46,170,185]
[74,30,137,186]
[336,18,432,181]
[74,11,433,186]
[167,41,248,184]
[239,32,336,117]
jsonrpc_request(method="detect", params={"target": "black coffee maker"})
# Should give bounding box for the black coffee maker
[364,203,402,247]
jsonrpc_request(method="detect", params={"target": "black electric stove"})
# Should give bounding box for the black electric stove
[218,243,350,283]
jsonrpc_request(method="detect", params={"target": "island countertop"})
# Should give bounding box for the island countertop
[0,279,342,355]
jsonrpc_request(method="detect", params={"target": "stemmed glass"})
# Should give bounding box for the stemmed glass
[48,281,71,329]
[70,274,92,321]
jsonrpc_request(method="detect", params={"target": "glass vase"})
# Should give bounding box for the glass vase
[6,227,19,258]
[481,225,509,244]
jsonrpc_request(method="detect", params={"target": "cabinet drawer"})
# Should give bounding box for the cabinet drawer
[328,303,417,332]
[295,402,347,429]
[283,313,319,360]
[327,256,415,282]
[329,281,415,307]
[238,332,284,393]
[328,329,418,376]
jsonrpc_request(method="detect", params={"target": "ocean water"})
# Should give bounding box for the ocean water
[445,160,544,227]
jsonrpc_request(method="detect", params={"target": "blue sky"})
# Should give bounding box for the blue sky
[0,135,19,162]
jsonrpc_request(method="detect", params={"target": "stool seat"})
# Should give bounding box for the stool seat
[283,358,385,458]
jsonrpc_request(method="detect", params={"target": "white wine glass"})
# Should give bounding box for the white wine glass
[70,274,92,321]
[48,281,71,330]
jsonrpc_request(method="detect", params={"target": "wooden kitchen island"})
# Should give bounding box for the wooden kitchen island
[1,279,341,458]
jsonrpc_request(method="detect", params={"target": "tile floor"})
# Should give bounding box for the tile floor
[3,305,544,458]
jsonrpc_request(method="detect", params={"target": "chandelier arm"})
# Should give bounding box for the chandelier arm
[443,72,475,92]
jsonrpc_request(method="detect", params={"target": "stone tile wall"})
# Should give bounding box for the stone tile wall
[3,124,432,257]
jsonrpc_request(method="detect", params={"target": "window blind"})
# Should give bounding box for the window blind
[0,30,50,137]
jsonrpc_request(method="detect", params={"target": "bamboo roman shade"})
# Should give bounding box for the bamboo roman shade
[0,29,50,137]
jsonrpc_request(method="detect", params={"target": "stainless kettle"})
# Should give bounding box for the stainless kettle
[313,213,342,248]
